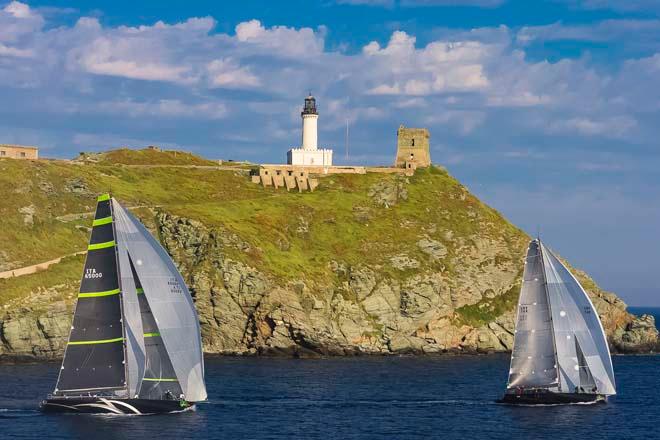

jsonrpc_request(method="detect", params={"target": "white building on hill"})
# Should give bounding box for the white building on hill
[287,94,333,167]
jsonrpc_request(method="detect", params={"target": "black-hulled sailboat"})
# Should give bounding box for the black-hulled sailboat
[41,194,207,414]
[498,239,616,405]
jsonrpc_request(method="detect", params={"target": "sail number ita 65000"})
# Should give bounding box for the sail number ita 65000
[84,268,103,279]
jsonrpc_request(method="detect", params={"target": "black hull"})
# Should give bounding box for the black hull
[41,397,193,415]
[497,391,606,405]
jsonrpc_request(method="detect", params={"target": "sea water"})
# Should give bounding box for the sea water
[1,338,658,439]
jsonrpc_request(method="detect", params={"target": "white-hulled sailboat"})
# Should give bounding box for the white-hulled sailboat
[498,239,616,405]
[41,194,207,414]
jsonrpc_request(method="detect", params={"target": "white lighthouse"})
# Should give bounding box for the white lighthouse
[287,94,333,167]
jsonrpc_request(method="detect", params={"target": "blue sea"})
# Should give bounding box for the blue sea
[2,314,659,439]
[629,306,660,325]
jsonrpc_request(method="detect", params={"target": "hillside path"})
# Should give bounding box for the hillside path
[0,251,86,280]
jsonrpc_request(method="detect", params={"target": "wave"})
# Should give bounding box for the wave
[208,398,494,407]
[0,408,40,418]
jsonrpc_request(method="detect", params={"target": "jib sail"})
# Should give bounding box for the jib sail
[111,199,207,402]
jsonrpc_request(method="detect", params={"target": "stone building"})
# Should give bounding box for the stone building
[0,144,38,160]
[287,94,333,167]
[394,125,430,169]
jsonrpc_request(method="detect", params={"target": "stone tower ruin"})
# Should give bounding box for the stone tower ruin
[394,125,430,169]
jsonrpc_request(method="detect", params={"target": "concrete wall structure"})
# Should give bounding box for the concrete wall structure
[258,166,320,192]
[254,163,415,192]
[287,148,333,167]
[394,125,430,168]
[0,144,38,160]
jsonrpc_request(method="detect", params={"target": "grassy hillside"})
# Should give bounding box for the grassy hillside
[5,148,650,360]
[0,150,523,320]
[0,153,522,278]
[77,147,220,166]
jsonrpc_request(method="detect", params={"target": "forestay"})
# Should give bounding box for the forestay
[111,200,207,402]
[541,242,616,395]
[507,240,559,390]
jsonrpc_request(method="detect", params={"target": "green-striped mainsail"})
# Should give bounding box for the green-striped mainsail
[54,193,127,394]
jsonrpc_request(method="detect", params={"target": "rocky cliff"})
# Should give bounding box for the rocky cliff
[0,152,657,361]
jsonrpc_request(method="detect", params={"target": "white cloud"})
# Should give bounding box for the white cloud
[547,116,637,139]
[96,99,228,120]
[0,1,44,42]
[336,0,394,6]
[0,41,33,57]
[207,58,261,89]
[234,19,324,57]
[425,110,486,134]
[517,19,660,46]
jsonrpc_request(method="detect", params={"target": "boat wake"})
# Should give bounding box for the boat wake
[0,408,40,418]
[497,400,604,408]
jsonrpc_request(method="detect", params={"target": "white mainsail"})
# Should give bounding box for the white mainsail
[541,242,616,395]
[507,240,558,390]
[507,239,616,396]
[112,200,207,402]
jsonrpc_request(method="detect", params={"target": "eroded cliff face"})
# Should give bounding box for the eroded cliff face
[0,162,657,361]
[1,209,657,361]
[158,212,659,356]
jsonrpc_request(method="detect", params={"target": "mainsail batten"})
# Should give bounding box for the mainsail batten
[506,240,558,390]
[54,195,127,395]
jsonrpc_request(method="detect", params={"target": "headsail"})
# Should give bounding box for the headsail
[540,242,616,395]
[111,199,207,402]
[507,240,558,390]
[115,216,146,398]
[55,194,127,395]
[129,256,184,399]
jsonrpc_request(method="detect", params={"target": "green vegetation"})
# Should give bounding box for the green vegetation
[455,278,522,327]
[0,152,529,316]
[83,147,219,166]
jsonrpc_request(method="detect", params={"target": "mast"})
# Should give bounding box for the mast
[538,239,561,392]
[110,197,130,397]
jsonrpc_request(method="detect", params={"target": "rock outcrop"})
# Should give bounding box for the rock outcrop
[0,161,657,361]
[1,209,657,361]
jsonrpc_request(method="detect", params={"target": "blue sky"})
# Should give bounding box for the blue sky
[1,0,659,305]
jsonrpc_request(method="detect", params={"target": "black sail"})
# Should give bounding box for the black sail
[128,256,183,400]
[55,194,127,394]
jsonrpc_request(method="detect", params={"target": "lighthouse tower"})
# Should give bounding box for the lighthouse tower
[287,94,333,167]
